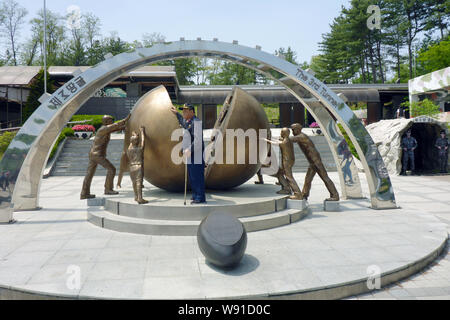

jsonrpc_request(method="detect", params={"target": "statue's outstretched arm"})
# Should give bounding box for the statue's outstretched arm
[106,114,131,133]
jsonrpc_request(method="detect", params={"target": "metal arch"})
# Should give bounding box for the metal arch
[0,40,396,222]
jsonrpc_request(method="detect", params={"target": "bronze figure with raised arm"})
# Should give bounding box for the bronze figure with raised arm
[264,128,303,200]
[80,114,131,200]
[117,127,148,204]
[290,123,339,202]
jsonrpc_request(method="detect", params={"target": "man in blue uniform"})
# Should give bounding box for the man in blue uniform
[435,130,449,174]
[171,104,206,204]
[401,129,418,176]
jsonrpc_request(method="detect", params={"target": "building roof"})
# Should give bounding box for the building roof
[0,66,42,86]
[409,67,450,95]
[0,65,177,86]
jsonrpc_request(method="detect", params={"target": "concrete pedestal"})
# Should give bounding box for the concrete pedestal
[324,200,340,212]
[287,199,308,210]
[87,197,105,207]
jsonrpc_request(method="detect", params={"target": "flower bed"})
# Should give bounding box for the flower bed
[72,125,96,140]
[72,125,96,132]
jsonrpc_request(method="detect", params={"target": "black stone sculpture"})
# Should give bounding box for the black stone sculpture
[197,212,247,269]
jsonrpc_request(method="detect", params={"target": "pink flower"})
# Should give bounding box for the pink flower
[72,125,96,132]
[309,122,320,128]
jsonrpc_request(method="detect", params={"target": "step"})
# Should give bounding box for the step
[88,207,308,236]
[104,196,287,221]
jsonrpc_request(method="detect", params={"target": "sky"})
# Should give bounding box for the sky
[13,0,351,63]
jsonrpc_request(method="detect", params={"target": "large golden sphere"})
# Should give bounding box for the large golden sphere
[122,86,270,192]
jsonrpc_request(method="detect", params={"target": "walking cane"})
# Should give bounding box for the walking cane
[184,155,188,206]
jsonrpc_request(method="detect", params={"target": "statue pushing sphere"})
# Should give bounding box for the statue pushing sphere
[120,85,270,192]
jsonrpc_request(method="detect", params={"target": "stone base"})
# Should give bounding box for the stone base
[87,184,311,236]
[287,199,308,211]
[324,200,340,212]
[87,197,105,207]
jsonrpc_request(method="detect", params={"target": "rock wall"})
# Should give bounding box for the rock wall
[366,119,412,175]
[366,118,448,175]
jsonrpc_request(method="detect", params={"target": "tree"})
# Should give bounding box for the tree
[27,9,65,66]
[275,47,298,65]
[417,35,450,74]
[22,69,55,123]
[384,0,408,81]
[424,0,450,40]
[0,0,28,66]
[388,0,429,79]
[401,98,441,118]
[83,13,101,49]
[142,32,165,47]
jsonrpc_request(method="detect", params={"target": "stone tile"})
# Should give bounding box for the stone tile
[148,243,196,261]
[46,249,102,265]
[293,250,354,269]
[200,275,267,299]
[13,239,68,254]
[146,257,200,278]
[26,263,94,285]
[0,251,56,268]
[337,247,399,265]
[404,287,448,297]
[0,266,41,286]
[143,275,206,299]
[106,234,151,248]
[388,288,414,298]
[80,278,144,299]
[96,246,150,263]
[87,260,147,281]
[149,236,195,247]
[418,295,450,300]
[369,290,396,300]
[61,236,112,251]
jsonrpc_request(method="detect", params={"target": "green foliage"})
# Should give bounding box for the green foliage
[275,47,298,65]
[262,104,280,126]
[314,0,447,84]
[348,102,367,111]
[401,98,441,118]
[22,68,55,123]
[417,35,450,74]
[70,115,105,131]
[0,131,17,158]
[337,124,360,160]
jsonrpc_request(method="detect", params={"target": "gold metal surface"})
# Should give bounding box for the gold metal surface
[122,86,185,192]
[205,87,271,189]
[123,86,270,192]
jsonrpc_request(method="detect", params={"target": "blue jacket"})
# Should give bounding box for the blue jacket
[176,113,205,162]
[402,136,417,151]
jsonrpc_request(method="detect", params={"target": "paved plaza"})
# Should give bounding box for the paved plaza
[349,175,450,300]
[0,172,448,299]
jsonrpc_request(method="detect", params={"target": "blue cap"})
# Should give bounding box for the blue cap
[179,103,195,111]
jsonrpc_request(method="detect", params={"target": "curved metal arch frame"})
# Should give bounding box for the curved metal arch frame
[0,40,396,222]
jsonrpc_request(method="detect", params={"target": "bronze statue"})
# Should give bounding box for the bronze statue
[255,130,292,195]
[291,123,339,202]
[264,128,303,200]
[80,114,130,200]
[117,127,148,204]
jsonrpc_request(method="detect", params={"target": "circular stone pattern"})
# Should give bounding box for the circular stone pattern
[197,212,247,268]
